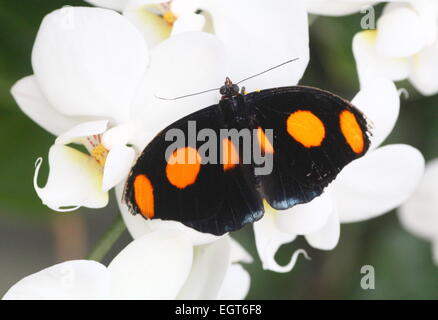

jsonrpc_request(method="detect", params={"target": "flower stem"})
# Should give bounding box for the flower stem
[87,215,126,262]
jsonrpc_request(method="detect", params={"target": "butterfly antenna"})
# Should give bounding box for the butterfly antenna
[156,58,299,100]
[236,58,300,85]
[155,87,220,101]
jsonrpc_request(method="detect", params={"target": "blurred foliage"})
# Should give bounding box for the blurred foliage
[0,0,437,299]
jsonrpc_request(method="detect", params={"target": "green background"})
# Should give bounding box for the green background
[0,0,437,299]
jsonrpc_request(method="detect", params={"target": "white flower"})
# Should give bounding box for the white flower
[305,0,380,16]
[353,0,438,95]
[253,78,425,272]
[86,0,310,92]
[33,121,136,211]
[2,231,251,300]
[398,159,438,265]
[13,7,148,133]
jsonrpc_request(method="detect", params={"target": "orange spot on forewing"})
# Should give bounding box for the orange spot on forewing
[287,110,325,147]
[339,110,365,154]
[222,138,239,171]
[257,127,274,154]
[134,174,154,219]
[166,147,201,189]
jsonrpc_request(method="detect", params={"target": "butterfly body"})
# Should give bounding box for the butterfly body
[124,79,371,235]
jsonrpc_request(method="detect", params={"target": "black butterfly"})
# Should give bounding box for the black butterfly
[123,77,371,236]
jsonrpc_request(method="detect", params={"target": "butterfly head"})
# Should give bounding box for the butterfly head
[220,77,240,97]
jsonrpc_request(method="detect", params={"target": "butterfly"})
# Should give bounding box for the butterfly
[123,77,371,236]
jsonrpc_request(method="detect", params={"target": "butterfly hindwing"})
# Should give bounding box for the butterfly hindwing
[247,86,371,210]
[124,105,264,235]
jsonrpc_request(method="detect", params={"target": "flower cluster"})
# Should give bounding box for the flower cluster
[353,0,438,95]
[4,0,432,299]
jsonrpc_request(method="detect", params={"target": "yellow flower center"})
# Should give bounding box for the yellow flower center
[163,11,177,25]
[91,144,109,167]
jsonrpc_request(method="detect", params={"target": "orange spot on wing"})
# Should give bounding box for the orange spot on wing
[257,127,274,154]
[134,174,154,219]
[287,110,325,147]
[166,147,201,189]
[222,138,239,171]
[340,110,365,154]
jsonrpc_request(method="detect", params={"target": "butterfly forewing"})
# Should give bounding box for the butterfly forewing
[247,86,371,210]
[124,105,264,235]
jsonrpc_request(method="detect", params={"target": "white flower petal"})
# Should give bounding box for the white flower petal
[101,123,135,150]
[409,39,438,96]
[3,260,110,300]
[177,236,231,300]
[305,210,340,250]
[85,0,129,11]
[123,0,172,48]
[275,190,334,235]
[230,237,253,264]
[143,31,227,100]
[410,0,438,45]
[305,0,375,16]
[376,4,427,57]
[398,159,438,240]
[34,145,108,211]
[200,0,309,91]
[351,78,399,149]
[32,7,147,123]
[218,264,250,300]
[108,231,193,299]
[10,75,85,136]
[128,128,156,155]
[130,32,228,143]
[171,0,200,16]
[102,146,135,191]
[353,30,410,87]
[335,144,425,223]
[410,0,438,46]
[55,120,108,146]
[115,184,220,245]
[171,13,205,36]
[253,209,309,273]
